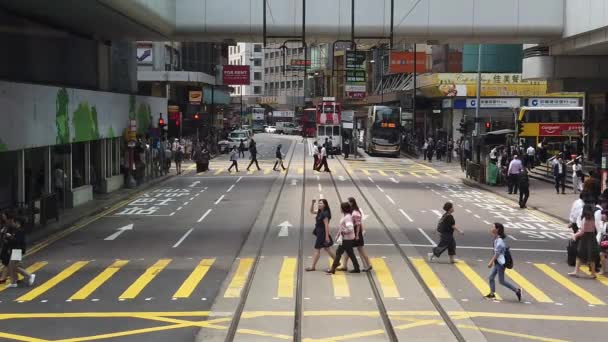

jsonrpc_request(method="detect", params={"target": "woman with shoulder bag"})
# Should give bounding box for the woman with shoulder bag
[305,199,336,271]
[485,223,522,301]
[327,202,360,274]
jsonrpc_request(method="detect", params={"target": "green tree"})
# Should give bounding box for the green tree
[55,88,70,144]
[72,102,100,142]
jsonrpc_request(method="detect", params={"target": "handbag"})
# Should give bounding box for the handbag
[10,249,22,261]
[336,234,343,246]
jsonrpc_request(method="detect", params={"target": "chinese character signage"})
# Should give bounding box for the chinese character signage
[389,52,428,74]
[345,51,367,99]
[528,98,581,107]
[223,65,250,85]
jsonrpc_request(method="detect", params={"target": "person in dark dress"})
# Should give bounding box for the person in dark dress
[428,202,464,264]
[305,199,336,271]
[518,170,530,209]
[569,204,601,278]
[246,139,261,171]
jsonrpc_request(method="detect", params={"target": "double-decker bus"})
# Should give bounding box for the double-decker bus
[302,108,317,137]
[250,106,266,133]
[517,106,584,155]
[365,105,401,157]
[316,97,342,154]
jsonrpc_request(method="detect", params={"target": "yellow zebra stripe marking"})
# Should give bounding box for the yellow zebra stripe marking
[278,257,297,298]
[409,172,422,178]
[581,269,608,288]
[410,258,451,299]
[425,173,439,179]
[455,261,501,300]
[535,264,605,305]
[361,169,370,176]
[213,169,223,175]
[329,259,350,297]
[16,261,89,302]
[394,171,403,177]
[370,258,399,298]
[264,168,273,175]
[377,170,388,177]
[0,262,48,294]
[506,269,552,303]
[119,259,171,300]
[173,259,215,299]
[69,260,129,300]
[224,258,254,298]
[297,167,304,174]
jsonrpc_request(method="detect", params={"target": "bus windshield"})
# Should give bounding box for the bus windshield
[372,107,400,145]
[521,109,582,123]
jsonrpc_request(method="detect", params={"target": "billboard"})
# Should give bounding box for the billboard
[223,65,250,85]
[136,44,153,64]
[345,51,367,99]
[389,52,427,74]
[189,90,202,105]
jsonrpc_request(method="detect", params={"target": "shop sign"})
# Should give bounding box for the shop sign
[539,123,583,136]
[136,44,153,64]
[223,65,250,85]
[466,98,521,108]
[528,98,580,107]
[442,99,453,108]
[189,90,203,105]
[345,51,367,69]
[272,111,294,118]
[419,73,549,98]
[389,52,427,74]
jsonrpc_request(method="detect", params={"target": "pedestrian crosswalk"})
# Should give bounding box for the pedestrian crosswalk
[345,159,441,178]
[2,256,606,305]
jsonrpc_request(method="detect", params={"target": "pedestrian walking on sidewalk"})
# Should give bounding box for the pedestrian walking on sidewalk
[427,139,435,162]
[569,204,601,278]
[518,170,530,209]
[447,139,454,163]
[507,154,524,194]
[174,141,184,175]
[238,139,246,158]
[273,144,287,171]
[0,211,12,283]
[571,158,584,194]
[228,146,239,173]
[553,155,567,194]
[526,145,536,169]
[4,216,35,289]
[337,198,372,272]
[422,140,429,161]
[306,199,335,271]
[485,223,522,301]
[428,202,464,264]
[327,202,361,274]
[246,139,261,171]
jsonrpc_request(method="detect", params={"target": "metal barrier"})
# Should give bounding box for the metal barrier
[466,160,485,183]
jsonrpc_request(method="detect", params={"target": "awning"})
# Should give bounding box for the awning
[486,129,516,136]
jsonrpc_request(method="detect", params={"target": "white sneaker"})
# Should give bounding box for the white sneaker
[28,274,35,287]
[6,283,17,288]
[427,253,434,262]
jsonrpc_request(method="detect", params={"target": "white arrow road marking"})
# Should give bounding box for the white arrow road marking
[104,224,133,241]
[189,181,201,187]
[389,177,399,184]
[431,210,443,218]
[278,221,293,237]
[417,228,437,247]
[173,228,194,248]
[399,209,414,223]
[338,176,345,181]
[197,209,212,222]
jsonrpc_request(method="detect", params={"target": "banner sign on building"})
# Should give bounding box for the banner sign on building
[271,111,295,118]
[345,51,367,99]
[539,123,583,137]
[223,65,250,85]
[465,98,521,108]
[189,90,203,105]
[528,98,581,107]
[418,73,551,98]
[389,52,428,74]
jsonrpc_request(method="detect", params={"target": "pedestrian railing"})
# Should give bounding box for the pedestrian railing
[465,160,485,183]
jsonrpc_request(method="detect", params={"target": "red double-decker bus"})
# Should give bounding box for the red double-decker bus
[303,97,343,153]
[302,108,317,137]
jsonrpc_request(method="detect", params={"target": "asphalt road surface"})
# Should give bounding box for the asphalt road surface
[1,134,606,342]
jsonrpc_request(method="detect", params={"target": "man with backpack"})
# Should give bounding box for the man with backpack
[428,202,464,264]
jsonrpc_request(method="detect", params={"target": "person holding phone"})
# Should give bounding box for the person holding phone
[306,199,335,271]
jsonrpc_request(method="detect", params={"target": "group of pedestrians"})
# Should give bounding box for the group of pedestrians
[313,140,331,172]
[306,197,371,274]
[421,138,454,163]
[428,202,522,301]
[227,139,286,173]
[0,210,35,289]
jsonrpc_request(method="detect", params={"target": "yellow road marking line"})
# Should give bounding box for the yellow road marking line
[119,259,171,300]
[505,269,552,303]
[370,258,399,298]
[410,258,451,299]
[394,171,403,177]
[329,259,349,297]
[0,332,49,342]
[458,324,568,342]
[0,261,48,294]
[297,167,304,174]
[69,260,129,300]
[173,259,215,299]
[278,257,296,298]
[455,261,501,299]
[580,268,608,287]
[224,258,254,298]
[377,170,388,177]
[264,168,272,175]
[409,172,422,178]
[16,261,89,302]
[535,263,605,305]
[361,169,370,176]
[425,172,439,178]
[213,169,223,175]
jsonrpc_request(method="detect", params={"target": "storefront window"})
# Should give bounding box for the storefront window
[71,142,86,188]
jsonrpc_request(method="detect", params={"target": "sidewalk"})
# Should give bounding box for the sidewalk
[26,173,173,250]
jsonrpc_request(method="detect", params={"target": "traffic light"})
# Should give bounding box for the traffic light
[158,117,165,127]
[458,118,466,134]
[485,121,492,130]
[517,120,524,138]
[193,113,200,120]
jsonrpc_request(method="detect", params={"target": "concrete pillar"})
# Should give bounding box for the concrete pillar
[17,150,25,204]
[100,139,107,180]
[98,42,111,91]
[84,142,91,185]
[66,145,73,191]
[44,146,51,195]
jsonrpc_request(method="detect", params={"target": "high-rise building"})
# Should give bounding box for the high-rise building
[228,43,265,97]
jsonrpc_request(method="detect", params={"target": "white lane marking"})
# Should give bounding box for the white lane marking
[104,224,134,241]
[319,194,324,199]
[483,220,491,225]
[170,212,175,216]
[189,197,195,201]
[184,202,190,206]
[236,176,243,183]
[399,209,414,223]
[386,195,396,205]
[417,228,437,247]
[368,177,375,183]
[389,177,399,184]
[338,176,346,181]
[318,184,323,192]
[316,175,320,181]
[227,185,235,192]
[474,214,481,219]
[197,209,212,222]
[376,185,384,193]
[465,209,472,213]
[431,210,443,218]
[173,228,194,248]
[176,207,183,211]
[189,181,201,187]
[509,235,518,241]
[365,243,566,253]
[214,195,225,205]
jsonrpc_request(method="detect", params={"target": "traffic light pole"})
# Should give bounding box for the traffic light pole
[473,44,482,163]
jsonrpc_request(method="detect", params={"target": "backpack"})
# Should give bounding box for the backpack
[436,214,448,233]
[504,246,514,269]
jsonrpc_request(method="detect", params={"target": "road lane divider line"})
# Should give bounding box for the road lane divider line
[505,269,553,303]
[409,172,422,178]
[367,176,374,183]
[370,258,399,298]
[173,258,215,299]
[197,209,212,223]
[386,195,396,205]
[361,169,371,176]
[454,261,502,300]
[227,185,235,192]
[534,263,605,305]
[16,261,89,302]
[328,259,350,298]
[224,258,254,298]
[376,185,384,193]
[417,228,437,247]
[318,184,322,192]
[378,170,388,177]
[214,195,225,205]
[0,262,47,294]
[173,228,194,248]
[277,257,297,298]
[410,258,451,299]
[69,260,129,301]
[119,259,172,300]
[431,210,443,218]
[394,171,403,177]
[399,209,414,223]
[236,176,243,183]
